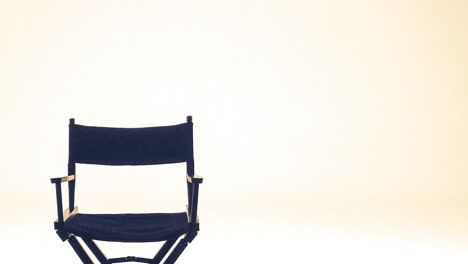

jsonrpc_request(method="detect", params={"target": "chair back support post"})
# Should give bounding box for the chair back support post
[68,118,76,211]
[186,116,194,215]
[186,179,193,215]
[186,115,194,176]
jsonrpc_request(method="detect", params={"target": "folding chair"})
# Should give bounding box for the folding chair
[50,116,203,264]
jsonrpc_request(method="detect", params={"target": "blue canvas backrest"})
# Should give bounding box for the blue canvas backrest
[68,118,194,166]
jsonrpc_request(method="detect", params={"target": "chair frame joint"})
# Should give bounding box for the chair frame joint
[56,230,70,242]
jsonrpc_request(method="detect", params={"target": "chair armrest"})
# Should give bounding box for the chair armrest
[50,175,75,184]
[51,175,75,225]
[186,174,203,184]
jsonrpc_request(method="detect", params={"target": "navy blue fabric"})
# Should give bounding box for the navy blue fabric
[64,212,190,242]
[70,123,192,166]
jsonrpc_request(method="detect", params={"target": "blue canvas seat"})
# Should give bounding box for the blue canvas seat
[64,212,190,243]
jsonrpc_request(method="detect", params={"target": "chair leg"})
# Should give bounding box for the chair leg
[65,233,198,264]
[82,237,108,264]
[162,239,188,264]
[152,238,177,264]
[68,235,94,264]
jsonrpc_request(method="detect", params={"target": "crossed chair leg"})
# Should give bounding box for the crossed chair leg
[61,232,198,264]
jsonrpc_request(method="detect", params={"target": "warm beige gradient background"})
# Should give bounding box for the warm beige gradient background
[1,0,468,263]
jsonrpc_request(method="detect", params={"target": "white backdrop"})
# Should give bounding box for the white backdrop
[1,0,467,263]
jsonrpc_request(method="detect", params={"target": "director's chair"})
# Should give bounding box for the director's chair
[50,116,203,264]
